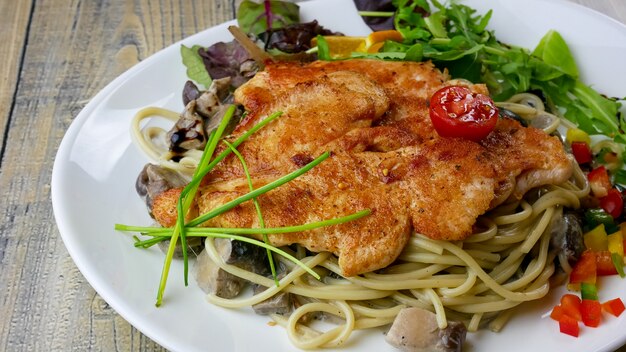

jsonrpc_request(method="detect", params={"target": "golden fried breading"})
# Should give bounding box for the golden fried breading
[152,59,573,276]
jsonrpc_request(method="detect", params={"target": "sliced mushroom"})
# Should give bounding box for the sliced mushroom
[549,209,585,264]
[170,78,242,155]
[157,237,205,259]
[498,108,527,127]
[167,100,206,153]
[194,238,270,298]
[182,80,202,106]
[202,103,243,139]
[194,77,232,119]
[385,307,467,352]
[252,270,293,316]
[135,163,187,211]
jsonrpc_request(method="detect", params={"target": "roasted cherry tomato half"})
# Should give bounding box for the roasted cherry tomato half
[429,86,499,142]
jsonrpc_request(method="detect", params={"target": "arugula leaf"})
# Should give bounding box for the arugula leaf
[573,81,620,133]
[380,0,623,142]
[237,0,300,35]
[180,45,212,89]
[532,30,578,78]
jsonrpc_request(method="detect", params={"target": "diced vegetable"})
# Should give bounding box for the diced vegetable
[580,283,598,301]
[584,209,616,233]
[560,294,582,321]
[569,250,597,291]
[571,142,593,164]
[596,250,618,276]
[566,128,591,145]
[608,230,625,256]
[550,305,565,321]
[611,252,625,278]
[602,151,619,164]
[588,166,612,198]
[583,225,608,252]
[581,299,602,327]
[559,315,580,337]
[602,298,625,317]
[600,189,624,219]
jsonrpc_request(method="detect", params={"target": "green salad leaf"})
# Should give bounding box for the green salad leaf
[237,0,300,35]
[378,0,623,143]
[532,30,578,78]
[180,44,212,89]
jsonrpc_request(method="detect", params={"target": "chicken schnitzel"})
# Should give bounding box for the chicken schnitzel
[152,59,573,276]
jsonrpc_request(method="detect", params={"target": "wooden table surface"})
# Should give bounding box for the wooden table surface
[1,0,625,351]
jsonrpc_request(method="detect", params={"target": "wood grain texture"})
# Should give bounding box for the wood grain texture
[0,1,624,351]
[0,1,32,157]
[0,0,234,351]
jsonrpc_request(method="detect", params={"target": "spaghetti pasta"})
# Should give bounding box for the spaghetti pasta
[131,94,590,349]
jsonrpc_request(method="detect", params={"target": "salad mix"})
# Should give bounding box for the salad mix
[169,0,626,343]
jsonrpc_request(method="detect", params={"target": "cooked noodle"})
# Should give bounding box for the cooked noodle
[132,93,591,349]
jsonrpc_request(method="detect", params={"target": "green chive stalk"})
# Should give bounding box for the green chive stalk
[222,140,279,286]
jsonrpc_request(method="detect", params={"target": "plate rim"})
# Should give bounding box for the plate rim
[51,1,626,351]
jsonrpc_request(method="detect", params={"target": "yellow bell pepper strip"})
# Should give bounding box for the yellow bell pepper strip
[583,224,608,252]
[608,230,624,256]
[607,230,625,277]
[566,128,591,145]
[611,253,625,278]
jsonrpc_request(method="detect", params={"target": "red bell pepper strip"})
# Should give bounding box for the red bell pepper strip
[569,250,597,290]
[600,188,624,219]
[550,305,565,321]
[571,141,593,164]
[602,298,625,317]
[559,315,580,337]
[596,250,619,276]
[560,294,582,321]
[588,166,612,198]
[581,299,602,327]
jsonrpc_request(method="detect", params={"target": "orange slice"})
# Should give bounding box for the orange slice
[311,36,366,59]
[311,30,404,58]
[365,30,404,50]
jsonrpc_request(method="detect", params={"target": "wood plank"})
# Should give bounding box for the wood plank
[1,0,625,351]
[0,0,234,350]
[0,1,32,157]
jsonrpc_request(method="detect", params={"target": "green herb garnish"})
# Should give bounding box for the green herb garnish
[180,44,212,89]
[116,210,371,237]
[357,0,623,149]
[157,105,236,306]
[222,139,279,286]
[117,109,371,306]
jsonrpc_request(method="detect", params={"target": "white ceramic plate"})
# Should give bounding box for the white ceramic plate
[52,0,626,351]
